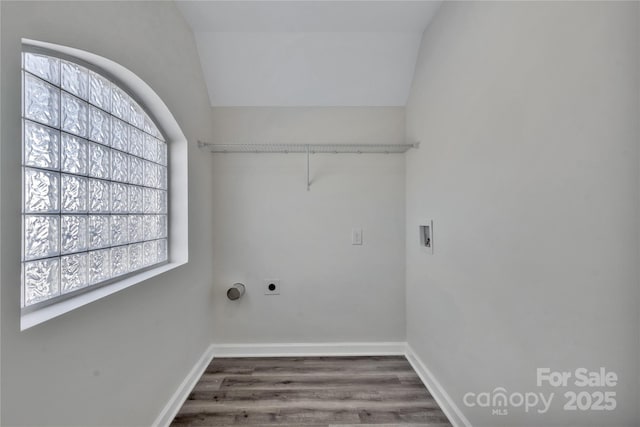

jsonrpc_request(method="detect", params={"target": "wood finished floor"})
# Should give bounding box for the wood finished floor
[171,356,453,426]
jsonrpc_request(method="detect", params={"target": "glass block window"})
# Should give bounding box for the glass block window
[22,51,168,309]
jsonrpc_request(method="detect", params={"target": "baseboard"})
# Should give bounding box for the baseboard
[211,341,407,357]
[152,342,468,427]
[405,344,472,427]
[152,343,215,427]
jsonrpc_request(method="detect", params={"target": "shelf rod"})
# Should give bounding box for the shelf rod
[197,141,419,154]
[197,141,419,191]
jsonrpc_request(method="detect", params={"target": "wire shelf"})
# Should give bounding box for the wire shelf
[197,142,419,154]
[197,141,419,191]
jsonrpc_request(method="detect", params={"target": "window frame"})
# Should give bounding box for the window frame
[19,40,189,330]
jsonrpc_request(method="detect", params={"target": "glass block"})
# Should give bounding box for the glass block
[88,142,110,179]
[158,215,168,238]
[111,151,128,183]
[89,71,111,111]
[60,253,88,294]
[89,249,110,284]
[143,215,158,241]
[143,161,160,189]
[24,215,59,260]
[129,156,143,186]
[111,117,129,152]
[128,185,143,213]
[128,243,143,271]
[157,239,168,262]
[130,100,145,129]
[89,106,110,144]
[143,240,158,266]
[159,190,167,214]
[24,53,60,85]
[61,60,89,100]
[159,166,167,190]
[143,134,159,163]
[151,163,161,189]
[61,92,89,138]
[154,139,163,161]
[129,128,144,157]
[143,187,159,214]
[23,258,60,306]
[111,246,128,277]
[24,73,60,127]
[61,174,88,213]
[111,85,130,121]
[24,168,59,213]
[111,182,128,213]
[158,141,168,166]
[61,215,88,254]
[128,215,144,242]
[89,215,110,249]
[23,120,60,170]
[144,114,162,140]
[88,179,110,213]
[61,133,89,175]
[111,215,128,246]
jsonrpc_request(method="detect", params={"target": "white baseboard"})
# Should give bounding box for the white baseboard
[211,341,407,357]
[405,344,472,427]
[152,342,470,427]
[152,343,215,427]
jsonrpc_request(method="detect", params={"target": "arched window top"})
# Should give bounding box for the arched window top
[21,48,169,310]
[24,50,166,143]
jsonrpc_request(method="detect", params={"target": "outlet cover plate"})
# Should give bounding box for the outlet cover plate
[352,228,363,245]
[264,279,281,295]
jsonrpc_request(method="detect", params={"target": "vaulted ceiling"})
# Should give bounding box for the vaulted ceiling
[176,1,442,107]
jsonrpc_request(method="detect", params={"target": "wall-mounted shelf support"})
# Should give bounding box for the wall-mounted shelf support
[197,141,419,191]
[306,144,311,191]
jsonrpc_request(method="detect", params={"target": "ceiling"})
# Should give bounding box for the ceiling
[176,1,442,107]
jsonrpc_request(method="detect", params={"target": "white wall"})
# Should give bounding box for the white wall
[1,2,215,425]
[405,2,639,426]
[209,107,407,344]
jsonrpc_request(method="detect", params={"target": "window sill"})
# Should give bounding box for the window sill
[20,260,186,330]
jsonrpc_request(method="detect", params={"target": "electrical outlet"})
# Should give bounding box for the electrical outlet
[264,279,280,295]
[352,228,363,245]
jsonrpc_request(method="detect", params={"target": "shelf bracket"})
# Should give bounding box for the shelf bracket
[306,144,311,191]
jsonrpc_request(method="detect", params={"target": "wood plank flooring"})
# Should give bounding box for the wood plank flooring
[171,356,452,426]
